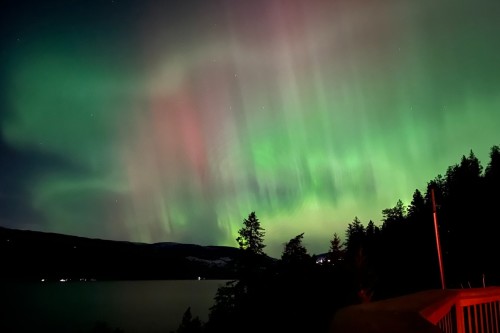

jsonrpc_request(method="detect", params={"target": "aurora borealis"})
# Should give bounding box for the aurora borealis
[1,0,499,257]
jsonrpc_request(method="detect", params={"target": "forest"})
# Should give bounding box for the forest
[175,145,500,333]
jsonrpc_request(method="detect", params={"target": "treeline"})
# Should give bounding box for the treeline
[361,145,500,296]
[175,145,500,333]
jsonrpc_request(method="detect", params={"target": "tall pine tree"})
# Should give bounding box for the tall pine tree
[236,212,266,255]
[328,232,345,263]
[282,233,310,265]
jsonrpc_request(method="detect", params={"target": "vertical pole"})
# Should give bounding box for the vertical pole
[432,188,446,289]
[456,303,465,333]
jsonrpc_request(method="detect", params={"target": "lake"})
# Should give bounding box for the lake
[1,280,229,333]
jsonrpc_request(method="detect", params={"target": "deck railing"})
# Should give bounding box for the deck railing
[331,287,500,333]
[422,287,500,333]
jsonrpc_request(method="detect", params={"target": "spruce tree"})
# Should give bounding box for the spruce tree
[328,232,345,263]
[282,233,310,264]
[236,211,266,255]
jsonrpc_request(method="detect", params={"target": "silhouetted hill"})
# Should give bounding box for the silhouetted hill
[0,226,243,281]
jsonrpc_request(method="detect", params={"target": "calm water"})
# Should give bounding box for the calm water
[1,280,229,333]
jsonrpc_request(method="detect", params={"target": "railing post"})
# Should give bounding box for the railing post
[455,304,465,333]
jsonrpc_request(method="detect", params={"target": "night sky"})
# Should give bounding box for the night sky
[1,0,499,257]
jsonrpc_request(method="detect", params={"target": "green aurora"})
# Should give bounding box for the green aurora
[1,0,499,257]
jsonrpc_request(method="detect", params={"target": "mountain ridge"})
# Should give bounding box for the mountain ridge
[0,226,243,281]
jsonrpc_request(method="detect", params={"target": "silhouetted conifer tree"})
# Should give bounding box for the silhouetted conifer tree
[442,151,484,285]
[176,307,203,333]
[376,200,411,297]
[281,233,310,266]
[236,212,265,255]
[345,216,365,258]
[328,232,345,263]
[485,145,500,182]
[381,200,407,230]
[206,280,245,333]
[407,189,426,220]
[403,189,440,291]
[344,217,373,301]
[480,145,500,285]
[206,212,268,333]
[364,220,380,264]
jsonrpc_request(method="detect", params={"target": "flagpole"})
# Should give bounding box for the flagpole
[431,187,446,289]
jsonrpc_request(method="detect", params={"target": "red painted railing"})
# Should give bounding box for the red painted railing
[331,287,500,333]
[422,287,500,333]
